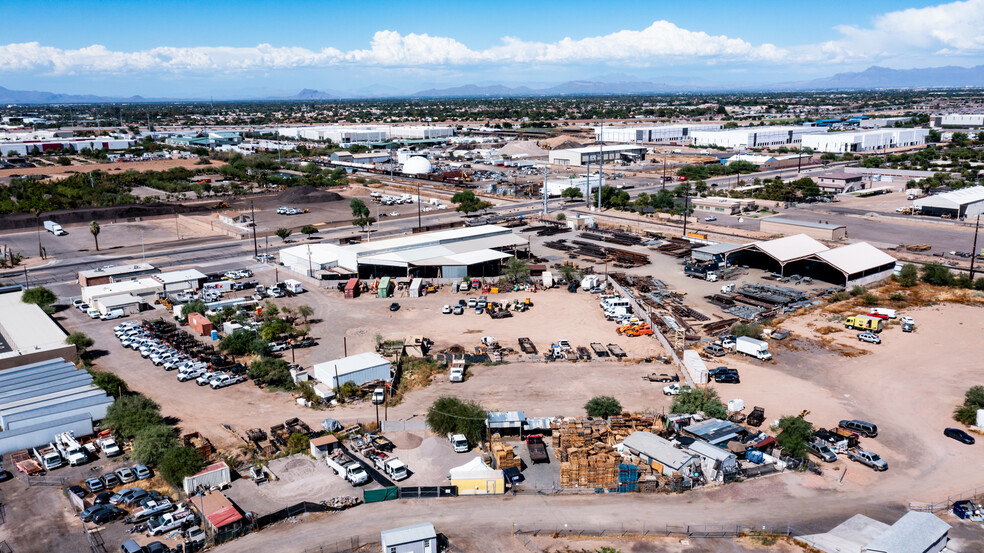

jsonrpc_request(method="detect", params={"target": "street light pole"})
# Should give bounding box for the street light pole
[971,214,981,280]
[250,200,258,258]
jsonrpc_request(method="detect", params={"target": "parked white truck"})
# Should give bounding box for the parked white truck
[146,506,195,536]
[449,358,466,382]
[325,451,369,486]
[33,444,63,470]
[98,435,122,457]
[735,336,772,361]
[373,457,409,481]
[43,220,67,236]
[447,433,469,453]
[55,432,88,466]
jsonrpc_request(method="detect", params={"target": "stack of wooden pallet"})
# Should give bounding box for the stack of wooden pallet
[559,443,620,489]
[490,434,520,469]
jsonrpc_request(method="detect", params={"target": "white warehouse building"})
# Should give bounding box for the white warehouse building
[801,128,929,154]
[277,125,453,144]
[690,126,825,150]
[933,114,984,127]
[548,144,648,166]
[544,175,605,197]
[594,124,723,144]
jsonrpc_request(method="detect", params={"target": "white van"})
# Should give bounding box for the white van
[100,309,125,320]
[869,307,897,319]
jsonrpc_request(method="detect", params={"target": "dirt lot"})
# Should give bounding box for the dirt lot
[0,157,224,179]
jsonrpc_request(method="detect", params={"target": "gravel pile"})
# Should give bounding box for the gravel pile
[276,185,343,204]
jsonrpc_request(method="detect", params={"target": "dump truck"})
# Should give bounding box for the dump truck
[526,435,549,464]
[33,445,63,471]
[735,336,772,361]
[325,451,369,486]
[844,315,883,332]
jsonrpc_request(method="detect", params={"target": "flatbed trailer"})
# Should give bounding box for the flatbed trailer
[576,346,591,360]
[607,344,627,358]
[590,343,609,357]
[518,337,537,354]
[11,449,43,474]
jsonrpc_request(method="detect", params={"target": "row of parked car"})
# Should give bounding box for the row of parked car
[115,321,247,389]
[72,298,125,320]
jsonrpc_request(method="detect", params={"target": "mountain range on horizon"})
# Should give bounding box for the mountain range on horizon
[2,65,984,105]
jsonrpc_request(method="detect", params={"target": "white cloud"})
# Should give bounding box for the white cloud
[4,2,984,76]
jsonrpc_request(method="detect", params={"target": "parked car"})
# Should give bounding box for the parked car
[662,384,692,396]
[708,366,736,378]
[80,504,112,522]
[703,216,717,222]
[115,467,136,484]
[197,371,227,386]
[807,440,838,462]
[292,337,317,348]
[72,299,85,308]
[110,487,144,505]
[269,342,289,352]
[68,485,87,499]
[839,419,878,438]
[857,332,881,344]
[210,374,244,389]
[94,491,113,505]
[86,308,102,319]
[944,427,976,444]
[100,472,121,488]
[133,465,152,480]
[453,305,464,315]
[714,372,740,384]
[85,477,105,493]
[389,302,400,311]
[703,344,727,357]
[442,305,452,314]
[92,506,125,524]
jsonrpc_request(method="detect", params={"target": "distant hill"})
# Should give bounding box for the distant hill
[287,88,337,100]
[409,84,535,98]
[0,85,137,104]
[795,65,984,89]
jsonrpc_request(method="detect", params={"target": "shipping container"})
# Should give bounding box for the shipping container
[344,278,359,299]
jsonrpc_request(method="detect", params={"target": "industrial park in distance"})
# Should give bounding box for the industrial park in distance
[3,2,984,553]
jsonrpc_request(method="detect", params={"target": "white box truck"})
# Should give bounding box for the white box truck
[284,279,304,294]
[43,220,67,236]
[735,336,772,361]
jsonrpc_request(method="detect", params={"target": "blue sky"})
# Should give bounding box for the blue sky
[1,0,983,97]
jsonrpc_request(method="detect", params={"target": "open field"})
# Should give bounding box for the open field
[0,157,225,179]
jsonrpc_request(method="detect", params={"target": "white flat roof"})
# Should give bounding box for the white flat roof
[78,263,155,279]
[153,269,206,284]
[0,290,69,360]
[82,278,162,297]
[914,185,984,209]
[312,352,390,377]
[763,217,845,231]
[558,144,647,154]
[751,234,829,263]
[96,294,143,308]
[815,243,896,275]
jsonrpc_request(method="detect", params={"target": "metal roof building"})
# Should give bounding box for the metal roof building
[312,352,392,388]
[279,225,529,279]
[380,522,437,553]
[914,186,984,218]
[617,431,699,477]
[681,419,746,446]
[80,277,163,306]
[722,234,896,287]
[78,263,157,287]
[153,269,207,292]
[863,512,950,553]
[760,218,847,241]
[0,288,76,371]
[548,144,648,166]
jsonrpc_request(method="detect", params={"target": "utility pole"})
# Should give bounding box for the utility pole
[542,164,548,216]
[971,214,981,280]
[682,187,691,238]
[597,120,604,211]
[417,181,422,232]
[250,200,258,258]
[662,150,667,189]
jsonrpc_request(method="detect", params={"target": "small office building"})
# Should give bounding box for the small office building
[815,171,866,194]
[153,269,207,293]
[380,522,438,553]
[760,218,847,241]
[78,263,157,287]
[690,197,756,215]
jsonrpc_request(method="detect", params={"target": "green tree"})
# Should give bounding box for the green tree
[275,227,292,242]
[90,221,101,251]
[555,212,566,221]
[561,187,583,200]
[927,129,942,143]
[286,433,310,455]
[584,396,622,418]
[89,370,129,398]
[297,304,314,324]
[158,446,204,486]
[259,318,295,341]
[426,396,488,444]
[56,156,71,166]
[731,322,763,338]
[66,332,95,356]
[693,180,708,195]
[181,299,207,319]
[952,132,969,147]
[350,198,370,218]
[21,286,57,313]
[897,263,919,287]
[954,385,984,425]
[102,394,163,440]
[671,387,728,419]
[248,357,295,389]
[132,424,178,465]
[501,257,530,285]
[220,329,269,357]
[776,416,814,458]
[451,190,493,215]
[300,225,318,237]
[920,262,955,286]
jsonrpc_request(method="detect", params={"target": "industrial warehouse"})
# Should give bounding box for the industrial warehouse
[593,123,723,144]
[278,225,530,278]
[0,287,76,370]
[800,128,929,153]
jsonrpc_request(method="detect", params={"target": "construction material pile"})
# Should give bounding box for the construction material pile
[324,496,360,510]
[551,415,661,489]
[490,434,521,470]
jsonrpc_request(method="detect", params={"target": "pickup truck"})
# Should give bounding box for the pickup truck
[197,371,227,386]
[645,373,679,382]
[146,507,195,536]
[662,384,692,396]
[447,433,469,453]
[526,435,549,464]
[128,499,175,523]
[209,374,244,389]
[325,451,369,486]
[177,366,208,382]
[846,448,888,471]
[98,436,122,457]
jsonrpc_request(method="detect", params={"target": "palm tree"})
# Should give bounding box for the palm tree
[90,221,101,251]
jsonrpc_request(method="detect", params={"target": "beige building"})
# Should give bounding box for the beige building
[691,197,757,215]
[760,217,846,241]
[0,288,76,370]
